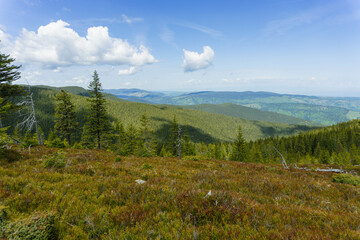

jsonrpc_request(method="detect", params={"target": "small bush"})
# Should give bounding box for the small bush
[72,142,83,149]
[43,151,66,168]
[0,205,8,226]
[142,163,153,170]
[0,212,57,240]
[114,156,122,162]
[47,137,69,148]
[333,173,360,186]
[0,149,22,163]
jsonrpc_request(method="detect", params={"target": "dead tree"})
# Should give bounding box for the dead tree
[272,146,289,169]
[17,86,41,145]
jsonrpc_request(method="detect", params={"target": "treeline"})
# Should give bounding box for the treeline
[248,120,360,165]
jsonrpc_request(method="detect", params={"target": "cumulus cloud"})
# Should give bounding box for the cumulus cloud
[118,66,138,76]
[182,46,214,72]
[0,29,11,47]
[0,20,156,68]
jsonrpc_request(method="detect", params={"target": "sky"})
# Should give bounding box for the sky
[0,0,360,96]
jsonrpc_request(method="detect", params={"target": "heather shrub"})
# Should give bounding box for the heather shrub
[333,173,360,186]
[43,151,66,168]
[0,149,22,163]
[142,163,153,169]
[0,212,57,240]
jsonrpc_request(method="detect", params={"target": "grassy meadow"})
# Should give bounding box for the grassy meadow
[1,146,359,239]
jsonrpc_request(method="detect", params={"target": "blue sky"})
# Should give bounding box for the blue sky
[0,0,360,96]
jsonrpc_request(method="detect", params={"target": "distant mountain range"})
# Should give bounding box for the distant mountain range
[103,89,360,126]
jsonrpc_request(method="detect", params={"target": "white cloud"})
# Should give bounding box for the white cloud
[0,24,6,31]
[53,67,62,73]
[124,81,132,86]
[70,76,89,85]
[118,66,137,76]
[19,71,43,84]
[0,29,11,47]
[182,46,214,72]
[121,14,143,24]
[221,77,249,83]
[0,20,156,68]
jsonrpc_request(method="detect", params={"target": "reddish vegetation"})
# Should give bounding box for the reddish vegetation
[0,146,359,239]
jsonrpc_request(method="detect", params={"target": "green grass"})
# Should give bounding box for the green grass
[0,146,359,239]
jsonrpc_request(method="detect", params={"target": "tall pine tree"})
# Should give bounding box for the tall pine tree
[168,115,179,157]
[54,90,77,145]
[0,51,25,118]
[137,113,157,157]
[230,126,248,161]
[83,71,110,149]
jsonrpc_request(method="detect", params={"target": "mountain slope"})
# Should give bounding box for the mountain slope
[103,89,360,126]
[9,86,317,143]
[255,103,359,126]
[181,103,318,126]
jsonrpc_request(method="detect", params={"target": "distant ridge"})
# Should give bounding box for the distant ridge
[104,88,360,125]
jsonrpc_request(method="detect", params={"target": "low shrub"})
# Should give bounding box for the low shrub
[47,137,68,148]
[142,163,153,170]
[0,212,57,240]
[114,156,122,162]
[333,173,360,186]
[43,151,66,168]
[0,149,22,163]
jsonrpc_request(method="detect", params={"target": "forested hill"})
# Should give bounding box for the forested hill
[181,103,317,126]
[250,119,360,165]
[6,85,317,143]
[103,89,360,126]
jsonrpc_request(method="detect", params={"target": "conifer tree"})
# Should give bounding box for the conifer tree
[137,113,157,157]
[113,121,127,155]
[83,71,110,149]
[230,126,248,161]
[212,141,222,159]
[124,123,138,155]
[0,51,25,117]
[168,115,179,157]
[54,90,77,145]
[182,126,195,156]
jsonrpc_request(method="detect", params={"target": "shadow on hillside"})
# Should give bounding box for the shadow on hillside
[257,123,317,138]
[151,117,218,144]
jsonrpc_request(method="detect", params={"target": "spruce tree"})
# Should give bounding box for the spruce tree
[54,90,77,145]
[182,127,195,156]
[230,126,248,161]
[83,71,110,149]
[137,113,157,157]
[168,115,179,157]
[113,121,127,155]
[0,51,25,117]
[124,123,138,155]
